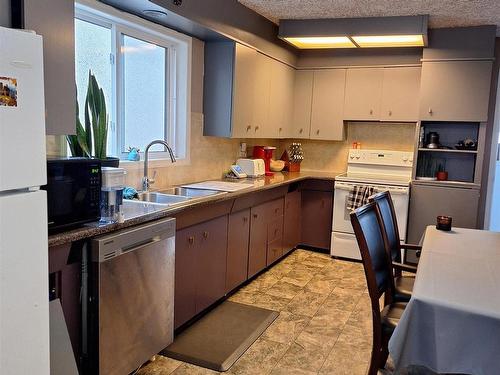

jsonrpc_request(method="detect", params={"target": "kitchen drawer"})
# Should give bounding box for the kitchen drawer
[267,217,283,243]
[267,198,284,218]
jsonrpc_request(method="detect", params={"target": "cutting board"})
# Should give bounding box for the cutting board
[182,180,255,192]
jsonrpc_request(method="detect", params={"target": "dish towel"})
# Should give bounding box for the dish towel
[346,185,375,211]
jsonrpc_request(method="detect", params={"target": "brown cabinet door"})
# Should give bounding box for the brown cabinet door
[174,226,198,329]
[301,191,333,249]
[248,204,268,278]
[226,209,250,293]
[267,217,283,266]
[283,191,301,254]
[195,216,228,313]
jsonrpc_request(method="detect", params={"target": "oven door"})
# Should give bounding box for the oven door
[332,181,410,238]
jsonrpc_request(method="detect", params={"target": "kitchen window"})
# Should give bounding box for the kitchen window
[75,1,191,161]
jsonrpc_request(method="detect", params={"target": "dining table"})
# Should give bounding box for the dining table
[389,225,500,375]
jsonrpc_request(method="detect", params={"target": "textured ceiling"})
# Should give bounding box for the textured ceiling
[237,0,500,35]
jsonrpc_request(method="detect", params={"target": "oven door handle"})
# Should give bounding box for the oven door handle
[335,182,409,195]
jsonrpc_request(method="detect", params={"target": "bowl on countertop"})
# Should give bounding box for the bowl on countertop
[270,160,285,172]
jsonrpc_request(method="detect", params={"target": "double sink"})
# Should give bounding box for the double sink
[137,187,225,205]
[122,187,225,220]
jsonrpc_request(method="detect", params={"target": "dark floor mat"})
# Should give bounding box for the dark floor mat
[163,301,279,372]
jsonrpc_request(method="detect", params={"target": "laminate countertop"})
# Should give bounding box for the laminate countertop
[48,171,342,247]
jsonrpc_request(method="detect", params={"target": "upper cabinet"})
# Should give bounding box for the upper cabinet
[12,0,76,135]
[251,52,272,138]
[269,59,295,139]
[344,68,383,121]
[381,67,421,122]
[204,42,293,139]
[344,66,420,122]
[231,43,257,138]
[419,61,492,122]
[291,70,314,139]
[310,69,346,140]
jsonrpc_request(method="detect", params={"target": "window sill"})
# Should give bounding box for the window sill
[119,157,189,170]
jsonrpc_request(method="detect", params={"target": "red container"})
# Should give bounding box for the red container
[252,146,265,159]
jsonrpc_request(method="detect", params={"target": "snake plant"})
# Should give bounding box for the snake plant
[67,71,108,159]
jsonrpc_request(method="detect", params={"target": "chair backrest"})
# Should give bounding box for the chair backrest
[350,202,395,305]
[369,191,401,263]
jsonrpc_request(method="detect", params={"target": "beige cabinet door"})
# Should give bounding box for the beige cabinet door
[380,67,421,122]
[232,44,257,138]
[310,69,346,140]
[419,61,493,122]
[344,68,383,121]
[252,52,272,138]
[291,70,314,138]
[269,60,295,139]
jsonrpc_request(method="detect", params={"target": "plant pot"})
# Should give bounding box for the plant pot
[100,157,120,168]
[436,171,448,181]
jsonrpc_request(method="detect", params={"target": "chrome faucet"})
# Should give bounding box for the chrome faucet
[142,140,176,192]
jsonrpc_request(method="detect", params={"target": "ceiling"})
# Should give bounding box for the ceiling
[237,0,500,35]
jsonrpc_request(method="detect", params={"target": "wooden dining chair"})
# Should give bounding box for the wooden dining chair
[369,191,422,302]
[350,202,407,375]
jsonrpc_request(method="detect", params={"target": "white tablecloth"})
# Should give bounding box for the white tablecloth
[389,226,500,375]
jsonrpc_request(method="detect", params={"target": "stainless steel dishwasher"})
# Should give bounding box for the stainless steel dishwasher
[82,218,175,375]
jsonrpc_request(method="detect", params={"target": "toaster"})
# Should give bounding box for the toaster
[236,158,265,177]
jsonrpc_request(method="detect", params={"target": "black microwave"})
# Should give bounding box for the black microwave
[43,158,102,231]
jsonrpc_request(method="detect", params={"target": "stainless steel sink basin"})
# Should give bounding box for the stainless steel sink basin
[159,187,222,198]
[137,192,190,205]
[122,200,167,220]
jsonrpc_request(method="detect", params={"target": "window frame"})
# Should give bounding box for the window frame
[75,0,191,162]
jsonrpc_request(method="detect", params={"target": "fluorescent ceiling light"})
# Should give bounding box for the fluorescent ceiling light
[284,36,356,49]
[352,34,425,47]
[278,16,428,49]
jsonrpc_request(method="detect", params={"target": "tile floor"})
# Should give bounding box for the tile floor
[138,249,374,375]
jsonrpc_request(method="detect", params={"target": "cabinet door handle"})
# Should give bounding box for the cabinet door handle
[188,236,195,245]
[388,110,392,116]
[279,127,282,132]
[428,108,433,115]
[246,125,252,132]
[316,129,320,135]
[255,126,259,131]
[299,128,303,134]
[274,228,279,235]
[203,231,209,239]
[369,109,373,115]
[253,213,258,219]
[243,216,248,223]
[275,208,279,214]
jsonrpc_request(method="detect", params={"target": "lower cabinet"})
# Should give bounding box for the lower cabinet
[225,209,251,293]
[175,193,302,327]
[248,198,285,277]
[301,190,333,249]
[174,215,228,329]
[407,184,480,257]
[283,190,301,255]
[248,203,270,278]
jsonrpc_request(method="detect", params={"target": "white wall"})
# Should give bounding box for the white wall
[0,0,10,27]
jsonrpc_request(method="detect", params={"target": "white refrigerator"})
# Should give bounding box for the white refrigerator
[0,26,50,374]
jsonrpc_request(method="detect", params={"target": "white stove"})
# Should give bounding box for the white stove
[331,149,414,261]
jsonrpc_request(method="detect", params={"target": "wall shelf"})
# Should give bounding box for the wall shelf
[418,148,478,154]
